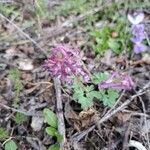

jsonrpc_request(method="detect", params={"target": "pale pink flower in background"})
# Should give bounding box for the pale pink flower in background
[98,72,134,90]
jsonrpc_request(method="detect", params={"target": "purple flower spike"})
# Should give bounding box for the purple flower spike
[134,43,148,54]
[132,24,145,35]
[131,24,146,42]
[128,12,149,54]
[98,72,134,90]
[43,45,89,84]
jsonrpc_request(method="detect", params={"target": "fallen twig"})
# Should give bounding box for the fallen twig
[138,96,150,149]
[128,140,147,150]
[0,102,44,116]
[54,78,66,148]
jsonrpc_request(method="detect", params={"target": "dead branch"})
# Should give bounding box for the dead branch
[0,102,44,116]
[138,96,150,149]
[54,78,66,148]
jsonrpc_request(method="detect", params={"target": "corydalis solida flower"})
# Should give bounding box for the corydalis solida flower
[43,45,89,83]
[128,12,148,54]
[98,72,134,90]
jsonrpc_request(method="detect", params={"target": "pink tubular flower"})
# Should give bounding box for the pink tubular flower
[98,72,134,90]
[43,45,89,83]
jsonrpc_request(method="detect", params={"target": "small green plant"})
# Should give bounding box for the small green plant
[35,0,98,20]
[43,108,63,150]
[35,0,49,19]
[55,0,88,16]
[90,20,131,55]
[0,3,20,18]
[0,128,17,150]
[0,128,9,140]
[4,140,18,150]
[8,68,23,107]
[14,112,28,124]
[72,72,120,109]
[48,144,60,150]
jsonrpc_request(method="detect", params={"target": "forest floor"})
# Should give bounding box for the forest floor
[0,0,150,150]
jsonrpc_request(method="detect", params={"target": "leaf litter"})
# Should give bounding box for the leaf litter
[0,0,150,150]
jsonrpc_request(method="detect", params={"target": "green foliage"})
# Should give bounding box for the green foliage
[0,128,9,140]
[0,4,20,18]
[0,128,18,150]
[43,108,58,128]
[48,144,60,150]
[43,108,62,150]
[37,0,98,20]
[35,0,49,19]
[46,127,63,142]
[99,89,119,107]
[4,140,17,150]
[72,78,104,109]
[8,68,23,106]
[90,20,130,55]
[92,73,120,107]
[14,112,28,124]
[55,0,88,16]
[72,73,120,109]
[72,80,94,109]
[91,72,109,84]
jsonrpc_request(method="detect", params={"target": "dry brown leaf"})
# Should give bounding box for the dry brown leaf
[65,103,97,131]
[79,108,97,128]
[117,112,131,123]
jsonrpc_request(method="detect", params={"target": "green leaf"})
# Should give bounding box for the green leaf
[78,97,93,109]
[72,79,84,100]
[108,89,119,102]
[102,94,114,107]
[43,108,57,128]
[46,127,57,136]
[0,128,9,139]
[14,112,27,124]
[5,140,17,150]
[35,0,49,18]
[8,68,23,106]
[55,132,63,142]
[87,91,102,100]
[48,144,60,150]
[46,127,63,142]
[99,89,119,107]
[85,85,94,92]
[73,90,84,100]
[108,38,121,54]
[91,72,109,84]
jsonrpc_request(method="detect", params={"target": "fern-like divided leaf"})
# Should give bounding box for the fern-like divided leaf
[72,79,94,109]
[99,89,119,107]
[72,73,120,109]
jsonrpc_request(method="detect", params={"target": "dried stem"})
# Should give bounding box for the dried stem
[0,103,44,116]
[54,78,66,148]
[138,96,150,149]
